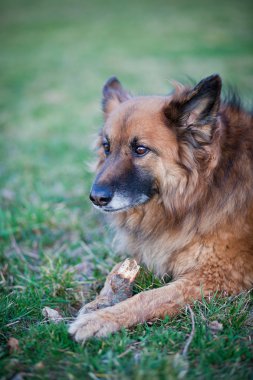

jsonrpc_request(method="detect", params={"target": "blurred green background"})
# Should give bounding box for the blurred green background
[0,0,252,379]
[0,0,252,206]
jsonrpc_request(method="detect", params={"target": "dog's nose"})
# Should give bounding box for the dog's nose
[89,185,113,207]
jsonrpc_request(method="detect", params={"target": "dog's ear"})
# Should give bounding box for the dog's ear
[165,74,222,147]
[102,77,131,117]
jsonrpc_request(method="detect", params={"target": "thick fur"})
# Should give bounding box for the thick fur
[69,75,253,342]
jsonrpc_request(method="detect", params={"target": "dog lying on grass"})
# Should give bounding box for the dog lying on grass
[69,74,253,342]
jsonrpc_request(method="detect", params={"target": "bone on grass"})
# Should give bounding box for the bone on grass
[79,258,140,314]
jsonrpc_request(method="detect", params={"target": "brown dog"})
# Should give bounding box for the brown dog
[69,75,253,342]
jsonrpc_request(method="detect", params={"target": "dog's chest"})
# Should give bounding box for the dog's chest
[115,228,201,278]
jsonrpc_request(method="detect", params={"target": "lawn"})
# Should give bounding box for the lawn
[0,0,252,379]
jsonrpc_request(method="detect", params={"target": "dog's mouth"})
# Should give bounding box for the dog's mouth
[91,193,152,214]
[93,204,132,213]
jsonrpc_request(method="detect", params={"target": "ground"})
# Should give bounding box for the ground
[0,0,252,379]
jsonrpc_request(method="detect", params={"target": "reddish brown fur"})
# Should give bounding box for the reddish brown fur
[69,75,253,342]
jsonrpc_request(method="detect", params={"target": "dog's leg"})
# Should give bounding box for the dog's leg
[78,259,140,315]
[69,275,202,342]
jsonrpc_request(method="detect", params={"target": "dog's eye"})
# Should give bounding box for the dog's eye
[102,142,110,155]
[134,146,149,156]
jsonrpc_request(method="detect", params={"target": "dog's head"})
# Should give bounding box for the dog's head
[90,75,222,214]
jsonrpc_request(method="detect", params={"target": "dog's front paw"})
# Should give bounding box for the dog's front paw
[68,309,120,343]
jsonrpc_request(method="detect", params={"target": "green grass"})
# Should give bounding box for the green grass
[0,0,252,379]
